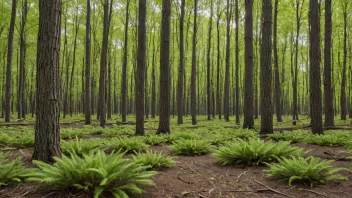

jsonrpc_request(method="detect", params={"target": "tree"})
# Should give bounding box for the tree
[98,0,111,127]
[121,0,130,123]
[243,0,254,129]
[191,0,198,125]
[223,0,232,122]
[340,1,348,120]
[135,0,147,135]
[85,0,92,124]
[5,0,17,123]
[309,0,323,134]
[260,0,273,134]
[177,0,185,124]
[157,0,171,134]
[273,0,282,122]
[234,0,240,124]
[324,0,334,126]
[206,0,213,121]
[33,0,62,162]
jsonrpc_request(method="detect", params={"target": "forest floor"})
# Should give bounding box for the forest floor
[1,116,352,198]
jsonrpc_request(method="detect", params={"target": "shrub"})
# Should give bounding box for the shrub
[61,137,105,155]
[0,132,34,148]
[143,135,168,146]
[26,150,156,198]
[167,132,202,143]
[132,150,175,169]
[268,130,308,143]
[232,129,258,139]
[169,139,212,156]
[104,137,149,153]
[304,134,346,147]
[264,156,348,187]
[212,138,305,166]
[0,153,29,186]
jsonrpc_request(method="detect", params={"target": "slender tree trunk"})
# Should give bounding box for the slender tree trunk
[341,4,347,120]
[5,0,17,123]
[309,0,323,134]
[151,41,156,118]
[191,0,198,125]
[135,0,147,135]
[18,0,28,120]
[324,0,334,126]
[99,0,110,127]
[85,0,91,124]
[260,0,273,134]
[177,0,185,124]
[273,0,282,122]
[33,0,62,162]
[121,0,130,122]
[216,7,222,120]
[243,0,254,129]
[157,0,172,134]
[223,0,232,122]
[235,0,240,124]
[206,0,213,120]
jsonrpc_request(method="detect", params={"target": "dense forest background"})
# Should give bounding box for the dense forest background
[0,0,351,125]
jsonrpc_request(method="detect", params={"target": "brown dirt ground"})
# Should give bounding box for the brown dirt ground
[1,141,352,198]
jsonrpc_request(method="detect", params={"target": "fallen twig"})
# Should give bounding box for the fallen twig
[301,189,329,197]
[254,180,294,198]
[177,176,193,184]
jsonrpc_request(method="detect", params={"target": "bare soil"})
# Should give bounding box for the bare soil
[1,139,352,198]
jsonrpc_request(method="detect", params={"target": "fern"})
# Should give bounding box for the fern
[132,150,175,169]
[169,139,212,156]
[143,135,168,146]
[104,137,149,153]
[212,138,305,166]
[268,130,308,143]
[0,153,29,186]
[0,132,34,148]
[25,150,156,198]
[305,134,346,147]
[167,132,202,143]
[264,156,348,187]
[61,137,105,155]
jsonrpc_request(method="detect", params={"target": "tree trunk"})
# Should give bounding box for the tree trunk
[85,0,91,124]
[177,0,185,124]
[273,0,282,123]
[206,0,213,121]
[151,41,156,118]
[99,0,110,127]
[341,4,347,120]
[324,0,334,126]
[216,6,222,120]
[191,0,198,125]
[309,0,323,134]
[260,0,273,134]
[243,0,254,129]
[18,0,28,120]
[121,0,130,122]
[223,0,232,122]
[5,0,17,123]
[33,0,62,162]
[235,0,240,124]
[135,0,146,135]
[156,0,171,134]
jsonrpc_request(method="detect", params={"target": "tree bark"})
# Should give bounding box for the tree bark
[33,0,62,162]
[324,0,334,126]
[5,0,17,123]
[135,0,146,135]
[121,0,130,122]
[99,0,110,127]
[177,0,185,124]
[223,0,232,122]
[273,0,282,123]
[235,0,240,124]
[309,0,323,134]
[260,0,273,134]
[243,0,254,129]
[191,0,198,125]
[85,0,92,124]
[206,0,213,121]
[156,0,171,134]
[341,3,347,120]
